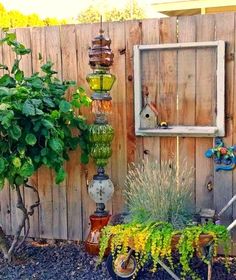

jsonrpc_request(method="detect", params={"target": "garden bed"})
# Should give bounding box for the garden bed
[0,240,235,280]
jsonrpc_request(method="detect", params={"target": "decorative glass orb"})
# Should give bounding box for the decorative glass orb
[88,178,114,204]
[86,70,116,92]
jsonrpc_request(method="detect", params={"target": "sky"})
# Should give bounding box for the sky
[0,0,157,19]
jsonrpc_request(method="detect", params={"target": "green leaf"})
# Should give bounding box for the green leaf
[31,78,43,89]
[12,157,22,168]
[41,61,57,75]
[33,121,41,132]
[17,145,25,156]
[19,161,34,177]
[42,119,54,129]
[22,100,35,116]
[41,128,49,137]
[59,100,72,113]
[51,110,60,119]
[81,153,89,164]
[15,70,24,82]
[6,32,16,41]
[34,155,41,163]
[0,158,5,173]
[0,103,10,110]
[9,125,22,140]
[48,138,63,153]
[0,74,15,87]
[1,111,14,128]
[35,108,44,115]
[11,59,19,74]
[25,133,37,146]
[43,97,55,108]
[78,138,87,150]
[55,168,66,184]
[14,45,31,55]
[0,87,10,97]
[0,177,4,190]
[77,86,86,94]
[68,137,80,150]
[31,99,42,107]
[40,148,48,157]
[42,157,48,165]
[22,100,43,116]
[15,176,24,186]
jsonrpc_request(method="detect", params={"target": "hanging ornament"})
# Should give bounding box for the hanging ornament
[205,137,236,171]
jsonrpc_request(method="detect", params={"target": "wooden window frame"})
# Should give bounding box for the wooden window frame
[133,41,225,137]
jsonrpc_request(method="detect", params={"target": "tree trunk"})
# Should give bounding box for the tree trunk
[0,226,10,260]
[0,182,40,262]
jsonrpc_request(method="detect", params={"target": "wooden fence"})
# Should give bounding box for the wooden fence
[0,13,236,247]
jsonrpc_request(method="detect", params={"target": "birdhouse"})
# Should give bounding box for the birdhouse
[140,102,158,129]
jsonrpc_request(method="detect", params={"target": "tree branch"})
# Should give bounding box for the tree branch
[24,182,40,216]
[16,182,40,251]
[8,185,28,258]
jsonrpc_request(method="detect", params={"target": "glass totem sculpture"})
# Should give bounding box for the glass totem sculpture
[85,27,115,255]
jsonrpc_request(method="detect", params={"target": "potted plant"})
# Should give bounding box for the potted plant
[99,159,230,279]
[0,31,91,261]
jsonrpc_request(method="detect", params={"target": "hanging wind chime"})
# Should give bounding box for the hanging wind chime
[85,20,116,255]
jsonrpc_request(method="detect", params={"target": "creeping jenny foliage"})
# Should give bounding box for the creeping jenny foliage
[0,31,91,188]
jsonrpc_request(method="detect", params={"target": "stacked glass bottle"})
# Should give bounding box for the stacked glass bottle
[86,28,116,217]
[85,28,116,255]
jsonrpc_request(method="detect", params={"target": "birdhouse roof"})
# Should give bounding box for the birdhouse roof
[142,102,158,116]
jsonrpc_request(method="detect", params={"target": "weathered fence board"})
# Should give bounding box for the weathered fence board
[195,15,215,210]
[141,19,161,163]
[125,20,142,164]
[215,13,235,253]
[45,26,67,240]
[1,15,236,250]
[109,21,127,215]
[159,18,177,162]
[233,13,236,254]
[178,16,196,203]
[214,13,234,221]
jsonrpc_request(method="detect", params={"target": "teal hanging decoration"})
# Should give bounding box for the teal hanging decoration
[205,137,236,171]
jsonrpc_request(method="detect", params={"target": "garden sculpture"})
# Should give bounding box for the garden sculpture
[85,20,116,255]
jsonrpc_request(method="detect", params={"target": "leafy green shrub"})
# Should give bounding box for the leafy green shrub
[124,159,195,229]
[0,30,91,260]
[0,31,91,188]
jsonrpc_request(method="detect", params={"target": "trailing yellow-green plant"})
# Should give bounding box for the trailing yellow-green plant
[99,221,230,280]
[124,159,195,228]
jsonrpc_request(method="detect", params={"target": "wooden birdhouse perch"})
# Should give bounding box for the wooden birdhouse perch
[140,87,158,129]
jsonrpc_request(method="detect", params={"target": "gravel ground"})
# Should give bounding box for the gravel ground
[0,241,236,280]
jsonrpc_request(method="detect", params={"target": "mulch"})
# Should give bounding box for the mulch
[0,241,235,280]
